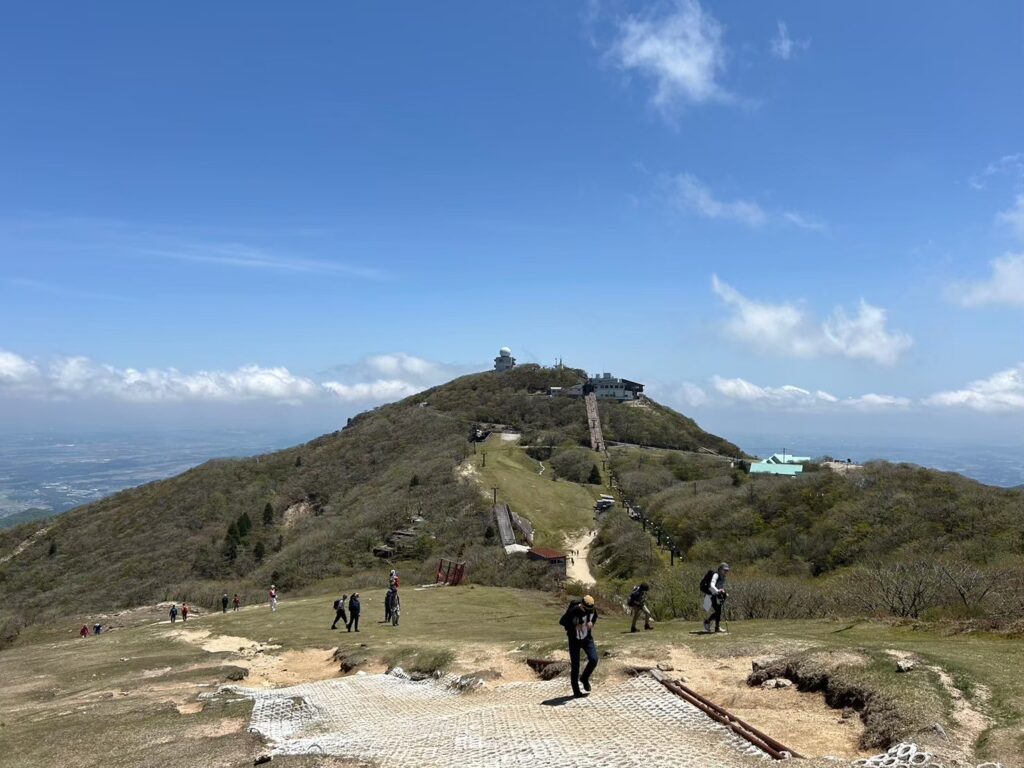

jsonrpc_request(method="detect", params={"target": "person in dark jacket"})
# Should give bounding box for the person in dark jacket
[702,562,730,633]
[384,587,394,623]
[331,594,348,630]
[627,583,653,632]
[232,594,240,611]
[389,586,400,627]
[559,595,599,698]
[221,593,229,613]
[169,604,178,624]
[346,593,361,632]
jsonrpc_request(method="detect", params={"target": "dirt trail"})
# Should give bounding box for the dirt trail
[564,529,596,585]
[0,524,53,565]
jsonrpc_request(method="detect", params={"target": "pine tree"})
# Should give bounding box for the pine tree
[225,521,240,544]
[263,502,274,527]
[238,512,253,538]
[587,464,602,485]
[253,541,266,563]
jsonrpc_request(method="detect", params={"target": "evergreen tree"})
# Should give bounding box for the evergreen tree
[47,540,57,558]
[263,502,274,527]
[295,455,302,467]
[588,464,602,485]
[225,521,240,544]
[253,541,266,563]
[237,512,253,537]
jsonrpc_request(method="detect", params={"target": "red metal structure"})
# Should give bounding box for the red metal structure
[435,558,466,586]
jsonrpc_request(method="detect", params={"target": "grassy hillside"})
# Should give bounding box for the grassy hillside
[600,447,1024,626]
[0,364,737,637]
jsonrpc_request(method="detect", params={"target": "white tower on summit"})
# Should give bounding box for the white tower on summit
[494,346,516,372]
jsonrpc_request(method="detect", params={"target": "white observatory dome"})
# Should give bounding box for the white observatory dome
[499,346,512,356]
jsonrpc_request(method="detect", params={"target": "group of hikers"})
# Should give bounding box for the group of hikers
[559,562,730,698]
[330,569,401,632]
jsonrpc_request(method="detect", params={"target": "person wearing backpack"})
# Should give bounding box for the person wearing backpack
[627,583,653,633]
[700,563,730,633]
[389,587,400,627]
[558,595,599,698]
[169,604,179,624]
[346,593,361,632]
[331,594,349,630]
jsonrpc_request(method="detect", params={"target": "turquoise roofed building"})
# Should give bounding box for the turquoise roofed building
[749,451,810,476]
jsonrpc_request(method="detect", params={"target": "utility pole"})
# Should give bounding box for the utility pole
[492,487,498,506]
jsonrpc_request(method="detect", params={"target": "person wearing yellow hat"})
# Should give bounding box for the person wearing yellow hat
[558,594,599,698]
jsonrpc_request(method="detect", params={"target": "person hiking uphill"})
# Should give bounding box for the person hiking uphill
[169,604,179,624]
[181,602,190,622]
[627,583,653,633]
[559,595,599,698]
[700,563,730,633]
[232,594,240,611]
[331,594,349,630]
[221,593,229,613]
[346,593,361,632]
[269,585,278,612]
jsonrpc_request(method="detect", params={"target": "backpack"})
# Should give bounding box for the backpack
[627,586,643,607]
[699,570,715,595]
[333,599,342,610]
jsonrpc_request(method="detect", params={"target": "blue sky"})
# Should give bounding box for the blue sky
[1,2,1023,445]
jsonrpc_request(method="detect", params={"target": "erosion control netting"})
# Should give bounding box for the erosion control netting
[230,671,772,767]
[855,743,1003,768]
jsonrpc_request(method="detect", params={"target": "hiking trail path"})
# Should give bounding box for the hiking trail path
[564,529,596,585]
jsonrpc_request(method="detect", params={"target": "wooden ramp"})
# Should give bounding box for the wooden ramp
[492,503,516,547]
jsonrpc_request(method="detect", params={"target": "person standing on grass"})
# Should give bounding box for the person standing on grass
[181,602,190,622]
[221,593,229,613]
[232,594,240,611]
[331,594,349,630]
[627,583,653,633]
[169,604,178,624]
[389,586,400,627]
[346,593,361,632]
[559,594,599,698]
[384,587,394,623]
[269,584,278,612]
[701,562,730,634]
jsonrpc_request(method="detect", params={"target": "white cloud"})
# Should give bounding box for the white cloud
[782,211,826,231]
[969,153,1024,190]
[671,174,768,227]
[997,194,1024,241]
[611,0,729,112]
[0,349,460,406]
[711,375,909,411]
[676,381,708,407]
[954,252,1024,307]
[0,350,40,388]
[925,364,1024,412]
[47,358,321,404]
[142,242,380,279]
[769,21,809,61]
[711,276,913,365]
[321,380,423,402]
[666,174,824,230]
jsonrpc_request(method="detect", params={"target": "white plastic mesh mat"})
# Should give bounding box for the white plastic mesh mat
[230,672,773,767]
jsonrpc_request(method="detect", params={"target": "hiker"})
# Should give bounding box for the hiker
[331,594,349,630]
[388,569,399,589]
[221,593,229,613]
[700,562,730,633]
[384,587,393,623]
[559,594,599,698]
[169,604,178,624]
[627,583,653,633]
[80,625,90,638]
[232,594,240,611]
[93,624,103,635]
[269,585,278,612]
[389,586,400,627]
[346,593,361,632]
[181,603,190,622]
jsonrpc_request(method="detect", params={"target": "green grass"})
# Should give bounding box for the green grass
[4,585,1024,766]
[472,435,606,547]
